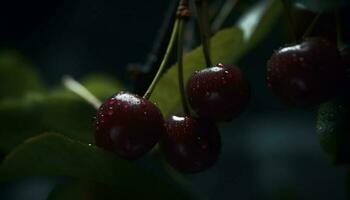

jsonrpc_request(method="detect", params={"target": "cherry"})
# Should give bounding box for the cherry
[161,115,221,173]
[267,38,345,106]
[94,91,165,160]
[186,63,250,122]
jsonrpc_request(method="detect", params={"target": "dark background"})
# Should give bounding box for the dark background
[0,0,348,199]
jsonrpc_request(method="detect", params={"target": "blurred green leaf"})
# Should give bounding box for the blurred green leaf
[293,0,348,12]
[80,73,123,100]
[0,133,192,200]
[150,0,282,117]
[0,74,123,153]
[54,73,123,100]
[0,93,95,153]
[316,97,350,165]
[237,0,283,48]
[0,50,45,99]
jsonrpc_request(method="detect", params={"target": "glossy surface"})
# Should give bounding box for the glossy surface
[94,91,165,159]
[267,38,345,106]
[161,115,221,173]
[187,63,250,122]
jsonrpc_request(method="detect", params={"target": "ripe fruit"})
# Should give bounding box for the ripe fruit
[186,63,250,122]
[267,38,344,106]
[161,115,221,173]
[94,91,165,159]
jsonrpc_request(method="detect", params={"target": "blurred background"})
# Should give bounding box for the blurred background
[0,0,349,199]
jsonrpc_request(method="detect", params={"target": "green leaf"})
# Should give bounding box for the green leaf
[0,50,45,99]
[150,0,282,117]
[316,97,350,165]
[54,73,123,100]
[0,92,95,153]
[0,133,193,200]
[80,73,123,100]
[0,74,124,153]
[236,0,283,48]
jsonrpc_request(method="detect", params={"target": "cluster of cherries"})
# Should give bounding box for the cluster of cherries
[94,63,250,172]
[94,36,347,173]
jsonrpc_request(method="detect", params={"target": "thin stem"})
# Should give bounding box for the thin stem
[211,0,238,32]
[62,76,102,109]
[302,12,321,39]
[196,0,212,67]
[144,0,178,71]
[177,19,190,115]
[281,0,298,41]
[143,19,180,99]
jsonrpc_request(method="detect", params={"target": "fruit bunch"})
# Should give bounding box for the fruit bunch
[93,0,250,173]
[92,0,348,173]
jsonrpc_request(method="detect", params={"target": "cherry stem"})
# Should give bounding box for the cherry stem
[143,19,180,99]
[177,19,190,115]
[302,12,321,39]
[196,0,212,67]
[62,75,102,109]
[211,0,239,32]
[281,0,298,42]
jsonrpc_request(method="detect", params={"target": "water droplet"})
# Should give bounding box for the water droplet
[109,99,116,105]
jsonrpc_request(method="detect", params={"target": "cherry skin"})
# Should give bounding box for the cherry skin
[94,91,165,160]
[160,115,221,173]
[186,63,250,122]
[267,37,345,106]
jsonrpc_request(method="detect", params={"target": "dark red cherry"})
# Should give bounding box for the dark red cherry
[267,38,345,106]
[161,115,221,173]
[186,63,250,122]
[94,91,165,160]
